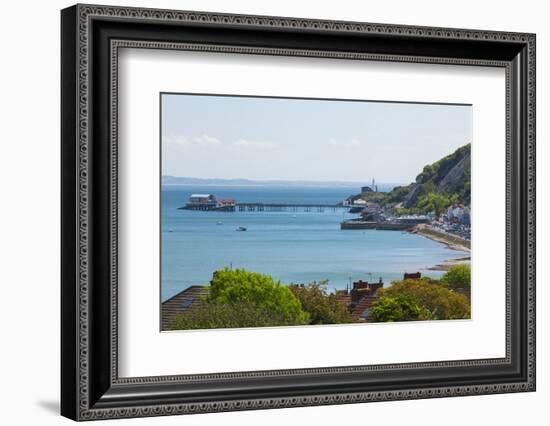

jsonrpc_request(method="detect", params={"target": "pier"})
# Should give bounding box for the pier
[235,203,348,212]
[180,203,349,212]
[178,194,351,213]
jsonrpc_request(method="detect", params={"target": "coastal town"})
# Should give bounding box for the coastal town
[163,142,472,330]
[339,182,471,245]
[162,182,472,330]
[162,267,471,331]
[163,274,395,329]
[178,182,471,248]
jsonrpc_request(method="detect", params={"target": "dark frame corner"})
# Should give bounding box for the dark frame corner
[61,3,535,421]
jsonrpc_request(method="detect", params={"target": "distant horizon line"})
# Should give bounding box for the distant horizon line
[162,175,406,187]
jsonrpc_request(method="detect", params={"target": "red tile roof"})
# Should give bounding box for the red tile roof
[352,296,378,320]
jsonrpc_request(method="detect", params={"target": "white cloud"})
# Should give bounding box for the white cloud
[328,138,361,148]
[163,134,221,148]
[193,134,221,146]
[233,139,279,149]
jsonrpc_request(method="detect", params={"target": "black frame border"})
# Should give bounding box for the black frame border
[61,4,536,421]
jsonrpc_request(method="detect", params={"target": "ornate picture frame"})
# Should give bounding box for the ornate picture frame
[61,4,535,421]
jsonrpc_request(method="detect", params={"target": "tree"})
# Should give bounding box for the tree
[170,268,309,330]
[288,282,355,325]
[416,192,453,216]
[169,300,306,330]
[441,265,471,289]
[380,184,413,206]
[371,278,470,322]
[370,294,432,322]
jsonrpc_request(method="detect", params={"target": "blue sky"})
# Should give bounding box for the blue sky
[161,93,471,184]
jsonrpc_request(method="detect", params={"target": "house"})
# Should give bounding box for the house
[360,202,383,221]
[182,194,236,211]
[161,285,209,330]
[216,198,236,211]
[336,278,385,321]
[403,272,422,280]
[217,198,235,207]
[335,293,352,308]
[447,204,471,225]
[352,295,378,320]
[395,215,430,225]
[188,194,216,205]
[350,279,383,302]
[362,178,378,193]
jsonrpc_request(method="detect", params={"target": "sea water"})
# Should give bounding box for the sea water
[161,185,468,301]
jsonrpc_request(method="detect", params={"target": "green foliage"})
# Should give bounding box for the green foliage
[370,278,470,322]
[393,206,422,216]
[169,300,307,330]
[288,282,355,324]
[416,144,470,186]
[370,294,432,322]
[441,265,471,289]
[169,268,309,330]
[416,192,456,216]
[208,269,309,324]
[360,192,387,203]
[168,268,473,330]
[381,143,471,210]
[416,164,436,184]
[349,191,386,204]
[380,184,412,206]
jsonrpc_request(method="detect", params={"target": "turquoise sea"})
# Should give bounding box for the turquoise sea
[161,185,468,301]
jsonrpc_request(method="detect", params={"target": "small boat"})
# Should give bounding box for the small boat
[216,221,223,225]
[236,226,247,232]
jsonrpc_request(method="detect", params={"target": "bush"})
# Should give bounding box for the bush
[370,294,432,322]
[169,300,306,330]
[370,278,470,322]
[288,282,355,324]
[441,265,471,289]
[416,192,454,216]
[169,268,309,330]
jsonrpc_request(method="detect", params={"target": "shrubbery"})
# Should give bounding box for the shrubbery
[441,265,471,289]
[370,278,470,322]
[170,268,309,330]
[370,294,432,322]
[288,281,354,325]
[170,267,472,330]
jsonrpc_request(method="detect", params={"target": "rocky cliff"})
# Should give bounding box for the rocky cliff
[384,143,471,208]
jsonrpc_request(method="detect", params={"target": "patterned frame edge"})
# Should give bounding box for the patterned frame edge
[109,41,512,385]
[65,3,535,421]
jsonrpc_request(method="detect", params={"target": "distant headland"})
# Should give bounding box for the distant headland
[162,175,401,190]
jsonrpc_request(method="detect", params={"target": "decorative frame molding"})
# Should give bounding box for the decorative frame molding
[61,4,536,421]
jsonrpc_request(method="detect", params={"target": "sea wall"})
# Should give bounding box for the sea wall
[340,221,413,230]
[411,224,470,251]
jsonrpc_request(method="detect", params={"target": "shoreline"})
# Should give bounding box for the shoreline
[426,256,470,272]
[410,224,471,272]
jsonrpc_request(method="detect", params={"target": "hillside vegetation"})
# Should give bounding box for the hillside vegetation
[381,143,471,215]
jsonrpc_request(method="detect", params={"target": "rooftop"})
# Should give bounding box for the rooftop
[161,285,209,330]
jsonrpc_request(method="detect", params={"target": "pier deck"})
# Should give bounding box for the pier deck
[179,203,350,212]
[235,203,347,212]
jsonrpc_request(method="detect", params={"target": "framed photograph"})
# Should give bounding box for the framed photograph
[61,4,536,421]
